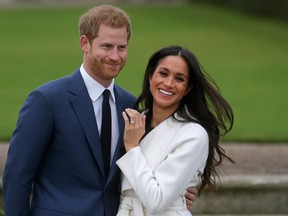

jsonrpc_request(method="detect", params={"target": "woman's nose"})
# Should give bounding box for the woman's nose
[164,77,174,88]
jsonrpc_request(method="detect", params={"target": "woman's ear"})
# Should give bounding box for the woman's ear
[185,85,193,95]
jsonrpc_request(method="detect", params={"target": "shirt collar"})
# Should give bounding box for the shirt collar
[80,64,116,102]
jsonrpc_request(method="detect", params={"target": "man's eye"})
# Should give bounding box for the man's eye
[118,46,127,51]
[103,45,111,49]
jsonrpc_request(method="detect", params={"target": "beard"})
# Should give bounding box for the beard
[88,57,125,81]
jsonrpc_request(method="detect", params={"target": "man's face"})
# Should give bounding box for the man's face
[81,24,128,87]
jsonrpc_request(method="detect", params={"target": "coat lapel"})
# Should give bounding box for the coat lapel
[68,70,105,178]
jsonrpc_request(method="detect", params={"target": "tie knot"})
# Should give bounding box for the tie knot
[103,89,110,100]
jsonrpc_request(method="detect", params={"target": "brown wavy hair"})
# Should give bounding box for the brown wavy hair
[78,5,132,43]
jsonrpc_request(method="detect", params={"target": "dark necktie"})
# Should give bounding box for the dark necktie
[101,89,111,178]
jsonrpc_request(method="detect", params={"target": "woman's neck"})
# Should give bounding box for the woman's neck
[151,106,176,128]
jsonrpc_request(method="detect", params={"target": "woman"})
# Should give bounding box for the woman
[116,45,234,215]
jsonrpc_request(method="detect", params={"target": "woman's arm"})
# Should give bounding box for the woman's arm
[117,123,208,214]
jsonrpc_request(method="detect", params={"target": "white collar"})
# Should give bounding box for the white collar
[80,64,116,102]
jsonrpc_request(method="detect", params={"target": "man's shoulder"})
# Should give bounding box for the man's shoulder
[36,70,79,92]
[114,85,136,100]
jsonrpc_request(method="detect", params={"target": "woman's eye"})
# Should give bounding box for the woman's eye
[176,77,185,82]
[159,71,168,76]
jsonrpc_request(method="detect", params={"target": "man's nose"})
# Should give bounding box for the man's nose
[109,49,120,61]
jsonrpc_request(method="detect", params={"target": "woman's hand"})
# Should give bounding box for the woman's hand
[122,108,146,152]
[185,187,198,211]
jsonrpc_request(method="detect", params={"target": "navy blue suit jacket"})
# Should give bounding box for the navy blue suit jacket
[3,69,136,216]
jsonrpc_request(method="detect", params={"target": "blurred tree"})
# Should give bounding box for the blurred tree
[189,0,288,22]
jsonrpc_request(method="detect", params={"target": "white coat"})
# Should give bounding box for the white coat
[116,114,209,216]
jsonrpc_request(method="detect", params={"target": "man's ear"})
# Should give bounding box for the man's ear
[80,35,90,52]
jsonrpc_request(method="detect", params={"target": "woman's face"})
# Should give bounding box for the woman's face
[149,55,191,113]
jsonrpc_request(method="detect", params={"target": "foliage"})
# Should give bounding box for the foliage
[0,4,287,142]
[188,0,288,22]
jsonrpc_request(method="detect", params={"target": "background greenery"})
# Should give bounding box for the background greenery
[189,0,288,22]
[0,3,287,142]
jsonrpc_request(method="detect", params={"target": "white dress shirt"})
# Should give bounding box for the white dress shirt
[80,64,119,165]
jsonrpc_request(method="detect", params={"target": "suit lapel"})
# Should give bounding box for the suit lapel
[68,70,105,178]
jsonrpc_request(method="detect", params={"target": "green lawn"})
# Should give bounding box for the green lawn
[0,4,287,142]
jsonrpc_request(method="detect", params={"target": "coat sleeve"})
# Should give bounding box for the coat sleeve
[116,124,209,214]
[2,90,53,216]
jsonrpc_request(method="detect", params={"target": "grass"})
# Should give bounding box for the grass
[0,3,287,142]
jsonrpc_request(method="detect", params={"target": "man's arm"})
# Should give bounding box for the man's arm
[2,90,53,215]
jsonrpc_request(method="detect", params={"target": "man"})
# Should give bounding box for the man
[3,5,196,216]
